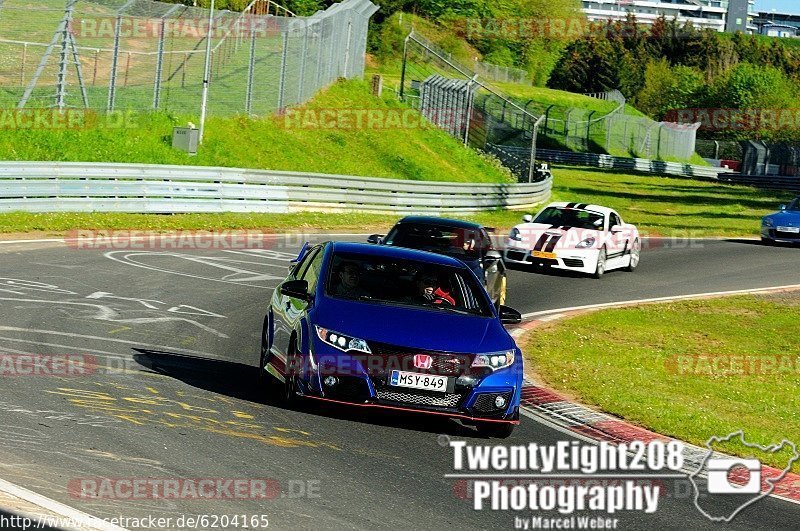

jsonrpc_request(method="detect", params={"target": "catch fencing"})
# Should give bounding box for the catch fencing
[0,162,553,214]
[400,31,545,183]
[0,0,377,117]
[537,90,700,161]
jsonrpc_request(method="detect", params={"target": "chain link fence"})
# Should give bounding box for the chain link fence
[536,90,700,161]
[399,31,545,183]
[0,0,377,117]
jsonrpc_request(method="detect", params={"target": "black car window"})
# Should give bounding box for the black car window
[294,246,320,279]
[300,247,326,293]
[534,207,605,230]
[384,224,484,258]
[326,251,493,317]
[610,213,621,229]
[789,199,800,211]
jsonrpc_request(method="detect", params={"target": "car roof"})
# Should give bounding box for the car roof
[330,241,464,267]
[396,216,483,230]
[544,202,615,215]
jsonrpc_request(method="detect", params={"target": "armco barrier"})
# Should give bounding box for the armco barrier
[533,148,734,180]
[0,162,552,215]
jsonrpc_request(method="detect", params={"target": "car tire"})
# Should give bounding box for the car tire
[625,238,640,272]
[258,313,279,400]
[477,422,515,439]
[282,337,300,404]
[593,247,607,279]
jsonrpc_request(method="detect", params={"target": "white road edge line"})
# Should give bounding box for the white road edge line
[0,476,127,531]
[522,283,800,319]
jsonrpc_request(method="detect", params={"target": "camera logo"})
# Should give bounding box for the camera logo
[689,430,799,522]
[707,458,761,494]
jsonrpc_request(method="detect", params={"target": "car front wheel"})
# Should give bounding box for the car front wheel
[593,248,607,279]
[626,238,641,272]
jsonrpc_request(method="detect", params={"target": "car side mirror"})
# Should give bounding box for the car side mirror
[367,234,384,244]
[610,224,623,233]
[780,204,787,211]
[280,279,312,302]
[522,215,533,223]
[484,250,502,262]
[498,305,522,325]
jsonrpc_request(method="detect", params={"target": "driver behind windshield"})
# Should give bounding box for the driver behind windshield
[335,262,367,298]
[408,270,455,306]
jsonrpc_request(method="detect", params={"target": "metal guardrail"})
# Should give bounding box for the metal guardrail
[0,162,552,214]
[718,173,800,193]
[533,149,733,180]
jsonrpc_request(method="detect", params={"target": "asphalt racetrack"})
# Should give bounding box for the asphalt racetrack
[0,235,798,530]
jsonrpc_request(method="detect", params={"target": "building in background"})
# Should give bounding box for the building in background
[582,0,757,33]
[753,10,800,37]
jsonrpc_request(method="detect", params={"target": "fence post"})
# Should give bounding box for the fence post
[245,31,256,114]
[104,0,137,111]
[586,111,595,151]
[399,31,412,101]
[298,21,309,101]
[277,29,289,111]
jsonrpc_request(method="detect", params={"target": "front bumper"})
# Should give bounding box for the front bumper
[298,345,522,424]
[762,226,800,243]
[503,244,598,274]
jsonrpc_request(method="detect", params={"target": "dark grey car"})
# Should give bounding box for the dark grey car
[368,217,508,307]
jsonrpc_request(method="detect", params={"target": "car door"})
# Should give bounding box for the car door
[272,245,321,364]
[607,211,629,262]
[479,228,502,298]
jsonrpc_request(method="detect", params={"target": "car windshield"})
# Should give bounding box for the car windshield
[788,199,800,211]
[383,224,483,259]
[326,251,493,317]
[534,207,605,230]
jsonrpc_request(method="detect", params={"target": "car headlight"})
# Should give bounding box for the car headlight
[315,326,371,354]
[471,350,515,371]
[509,227,522,241]
[576,237,595,249]
[763,218,774,227]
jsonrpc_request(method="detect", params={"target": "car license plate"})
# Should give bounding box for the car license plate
[389,370,448,392]
[777,226,800,233]
[532,251,557,259]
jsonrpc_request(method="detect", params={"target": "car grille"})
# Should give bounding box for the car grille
[473,392,513,414]
[506,250,528,261]
[774,229,800,240]
[376,389,461,408]
[562,258,584,268]
[366,343,473,377]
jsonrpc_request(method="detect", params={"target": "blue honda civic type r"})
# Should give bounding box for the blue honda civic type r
[259,241,524,437]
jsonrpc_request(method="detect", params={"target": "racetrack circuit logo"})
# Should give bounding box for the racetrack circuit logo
[689,431,800,522]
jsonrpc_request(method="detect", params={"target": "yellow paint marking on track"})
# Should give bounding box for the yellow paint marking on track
[232,411,255,419]
[273,427,311,436]
[145,387,159,395]
[107,326,131,335]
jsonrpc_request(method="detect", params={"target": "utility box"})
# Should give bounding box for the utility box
[172,127,199,155]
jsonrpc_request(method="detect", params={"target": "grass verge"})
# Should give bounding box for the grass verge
[522,293,800,472]
[0,79,512,184]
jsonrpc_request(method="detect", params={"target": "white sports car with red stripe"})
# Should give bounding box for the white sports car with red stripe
[503,202,641,278]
